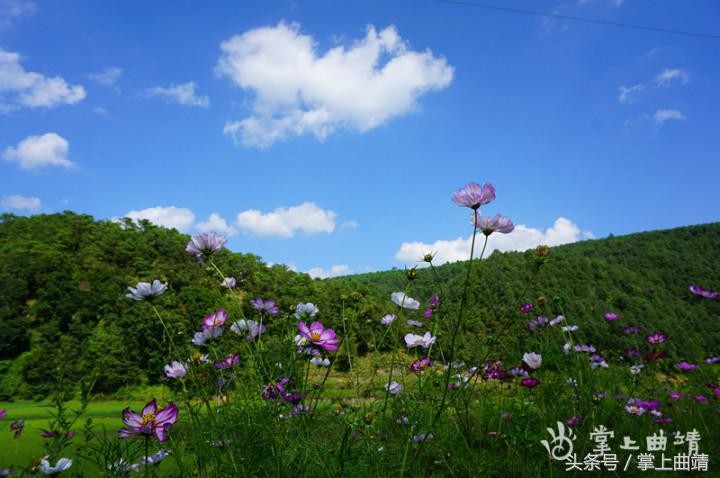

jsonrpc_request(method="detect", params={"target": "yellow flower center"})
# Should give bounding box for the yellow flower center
[310,331,322,342]
[141,413,157,427]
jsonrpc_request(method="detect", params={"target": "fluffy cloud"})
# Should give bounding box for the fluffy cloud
[654,109,686,124]
[394,217,593,266]
[142,81,209,107]
[0,48,86,112]
[617,84,644,104]
[654,68,690,87]
[122,206,195,232]
[216,22,454,147]
[87,66,123,85]
[307,264,352,279]
[3,133,74,169]
[1,194,40,211]
[235,202,336,237]
[196,212,237,236]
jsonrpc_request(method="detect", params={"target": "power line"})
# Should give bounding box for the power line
[432,0,720,40]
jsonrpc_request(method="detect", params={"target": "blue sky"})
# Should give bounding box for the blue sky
[1,0,719,277]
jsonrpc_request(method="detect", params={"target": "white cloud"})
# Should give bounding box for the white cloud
[122,206,195,232]
[654,68,689,87]
[0,48,86,112]
[0,0,35,29]
[2,132,74,170]
[617,84,644,104]
[235,202,336,237]
[307,264,352,279]
[216,22,454,147]
[340,220,359,229]
[654,109,686,123]
[1,194,40,211]
[394,217,593,266]
[142,81,209,107]
[196,212,237,236]
[87,66,123,85]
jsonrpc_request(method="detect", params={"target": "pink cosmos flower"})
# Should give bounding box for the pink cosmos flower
[185,232,227,259]
[297,322,341,351]
[202,310,228,330]
[0,409,6,421]
[669,391,683,400]
[647,332,667,344]
[214,353,240,369]
[689,284,719,299]
[452,182,495,209]
[676,361,699,371]
[250,298,279,316]
[520,303,534,313]
[565,416,582,428]
[119,400,178,443]
[471,212,515,235]
[520,377,539,388]
[410,357,433,373]
[604,312,620,321]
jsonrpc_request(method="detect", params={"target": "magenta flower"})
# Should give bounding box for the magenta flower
[214,353,240,369]
[689,284,719,299]
[429,295,440,308]
[452,182,495,210]
[202,310,228,330]
[669,391,683,400]
[520,377,539,388]
[261,376,291,400]
[565,416,582,428]
[694,395,708,403]
[9,419,23,438]
[119,400,178,443]
[410,357,433,373]
[520,303,534,313]
[185,232,227,259]
[297,322,341,351]
[0,409,6,421]
[676,361,699,371]
[484,361,508,380]
[705,356,720,364]
[604,312,620,321]
[250,298,279,316]
[647,332,667,344]
[471,212,514,235]
[573,344,597,353]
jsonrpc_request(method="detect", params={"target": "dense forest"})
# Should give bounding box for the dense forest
[1,212,719,399]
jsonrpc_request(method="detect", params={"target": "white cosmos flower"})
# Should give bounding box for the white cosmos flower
[404,331,436,349]
[522,352,542,370]
[40,458,73,474]
[391,292,420,309]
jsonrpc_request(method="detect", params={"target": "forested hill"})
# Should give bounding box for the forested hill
[1,212,719,399]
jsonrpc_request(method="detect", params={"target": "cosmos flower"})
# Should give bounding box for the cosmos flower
[565,416,582,428]
[412,432,434,443]
[669,391,683,400]
[694,395,708,403]
[297,322,341,351]
[391,292,420,309]
[380,314,396,325]
[261,377,291,401]
[429,295,440,308]
[385,381,403,395]
[527,316,549,330]
[202,310,228,330]
[520,377,540,388]
[9,419,23,438]
[310,357,330,367]
[294,303,319,319]
[214,353,240,369]
[624,326,642,334]
[221,277,237,289]
[604,312,620,321]
[484,361,508,380]
[250,298,279,316]
[185,232,227,259]
[126,280,168,301]
[647,332,667,344]
[705,356,720,364]
[561,325,578,332]
[624,405,645,416]
[119,400,178,443]
[39,458,72,475]
[191,327,222,346]
[404,332,437,349]
[0,409,6,421]
[232,319,267,341]
[676,361,699,371]
[452,182,496,210]
[522,352,542,370]
[630,364,644,375]
[689,284,719,299]
[471,212,515,235]
[520,303,534,314]
[406,320,423,327]
[549,315,565,326]
[510,367,529,378]
[164,361,187,379]
[573,344,596,353]
[410,357,433,373]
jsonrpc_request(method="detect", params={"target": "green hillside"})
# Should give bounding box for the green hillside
[1,212,719,399]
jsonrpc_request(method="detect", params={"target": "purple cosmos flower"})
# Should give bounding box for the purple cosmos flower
[0,468,16,476]
[202,310,228,330]
[625,405,645,415]
[694,395,708,403]
[185,232,227,259]
[262,377,291,400]
[297,322,341,351]
[573,344,597,353]
[689,284,719,299]
[126,280,168,301]
[385,381,403,395]
[404,332,437,349]
[484,361,508,380]
[410,357,433,373]
[676,361,699,371]
[565,416,582,428]
[119,400,178,443]
[527,315,549,330]
[39,458,72,475]
[380,314,396,326]
[221,277,237,289]
[520,303,534,313]
[9,420,23,438]
[294,303,319,319]
[164,361,187,379]
[669,391,683,400]
[214,353,240,369]
[520,377,540,388]
[510,367,529,378]
[522,352,542,370]
[471,212,515,235]
[0,409,6,421]
[624,326,642,334]
[452,182,496,210]
[604,312,620,321]
[429,295,440,308]
[391,292,420,309]
[637,400,661,410]
[250,298,279,316]
[191,327,222,346]
[625,348,640,358]
[549,315,565,326]
[647,332,667,344]
[705,356,720,364]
